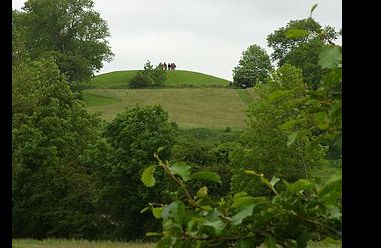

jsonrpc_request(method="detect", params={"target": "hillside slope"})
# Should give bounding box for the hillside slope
[88,70,230,88]
[83,88,248,129]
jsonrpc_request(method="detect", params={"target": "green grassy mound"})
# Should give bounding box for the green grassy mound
[87,70,230,89]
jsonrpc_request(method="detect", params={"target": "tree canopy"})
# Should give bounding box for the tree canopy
[267,18,338,89]
[232,44,273,88]
[12,57,103,239]
[13,0,114,83]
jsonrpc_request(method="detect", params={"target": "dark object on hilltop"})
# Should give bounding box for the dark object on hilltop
[162,62,177,70]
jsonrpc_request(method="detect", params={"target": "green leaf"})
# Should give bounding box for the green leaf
[191,170,221,184]
[269,176,280,187]
[244,170,262,176]
[170,162,191,181]
[285,29,309,39]
[141,165,156,187]
[203,220,225,236]
[264,235,277,248]
[196,186,208,199]
[286,179,315,194]
[310,4,318,17]
[161,201,186,224]
[232,192,254,209]
[152,207,163,219]
[157,146,165,154]
[140,206,150,214]
[287,131,298,146]
[319,46,342,69]
[230,204,255,225]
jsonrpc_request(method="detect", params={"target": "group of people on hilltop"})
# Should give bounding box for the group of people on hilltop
[159,62,176,70]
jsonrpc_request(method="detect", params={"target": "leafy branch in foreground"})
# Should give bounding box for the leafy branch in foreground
[141,148,341,248]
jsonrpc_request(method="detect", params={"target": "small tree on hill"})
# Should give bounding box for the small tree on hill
[233,44,273,88]
[129,60,167,88]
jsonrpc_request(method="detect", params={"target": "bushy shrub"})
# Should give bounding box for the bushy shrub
[129,70,154,88]
[129,60,166,88]
[92,105,178,240]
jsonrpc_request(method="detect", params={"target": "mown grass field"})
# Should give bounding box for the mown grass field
[12,239,155,248]
[12,239,341,248]
[83,88,249,129]
[87,70,230,89]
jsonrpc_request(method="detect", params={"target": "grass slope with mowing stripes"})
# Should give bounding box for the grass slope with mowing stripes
[83,88,248,129]
[12,239,155,248]
[12,239,341,248]
[87,70,230,89]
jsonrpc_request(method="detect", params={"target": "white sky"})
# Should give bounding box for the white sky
[12,0,342,81]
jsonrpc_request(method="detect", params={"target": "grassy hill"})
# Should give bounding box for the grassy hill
[83,88,248,129]
[82,69,251,129]
[87,70,230,88]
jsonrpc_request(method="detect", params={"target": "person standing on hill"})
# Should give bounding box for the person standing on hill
[168,62,172,70]
[163,62,167,70]
[172,63,176,70]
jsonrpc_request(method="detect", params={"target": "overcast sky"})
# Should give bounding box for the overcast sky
[12,0,342,81]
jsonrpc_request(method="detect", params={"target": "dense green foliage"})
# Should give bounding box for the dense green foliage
[13,0,114,83]
[230,64,327,196]
[232,44,273,88]
[82,105,178,240]
[171,129,241,197]
[12,58,103,239]
[12,3,341,244]
[267,18,338,89]
[129,61,167,88]
[141,151,341,247]
[140,17,342,247]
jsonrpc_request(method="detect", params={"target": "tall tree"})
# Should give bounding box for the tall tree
[232,44,272,88]
[267,18,338,89]
[230,64,327,196]
[13,0,114,83]
[12,58,103,239]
